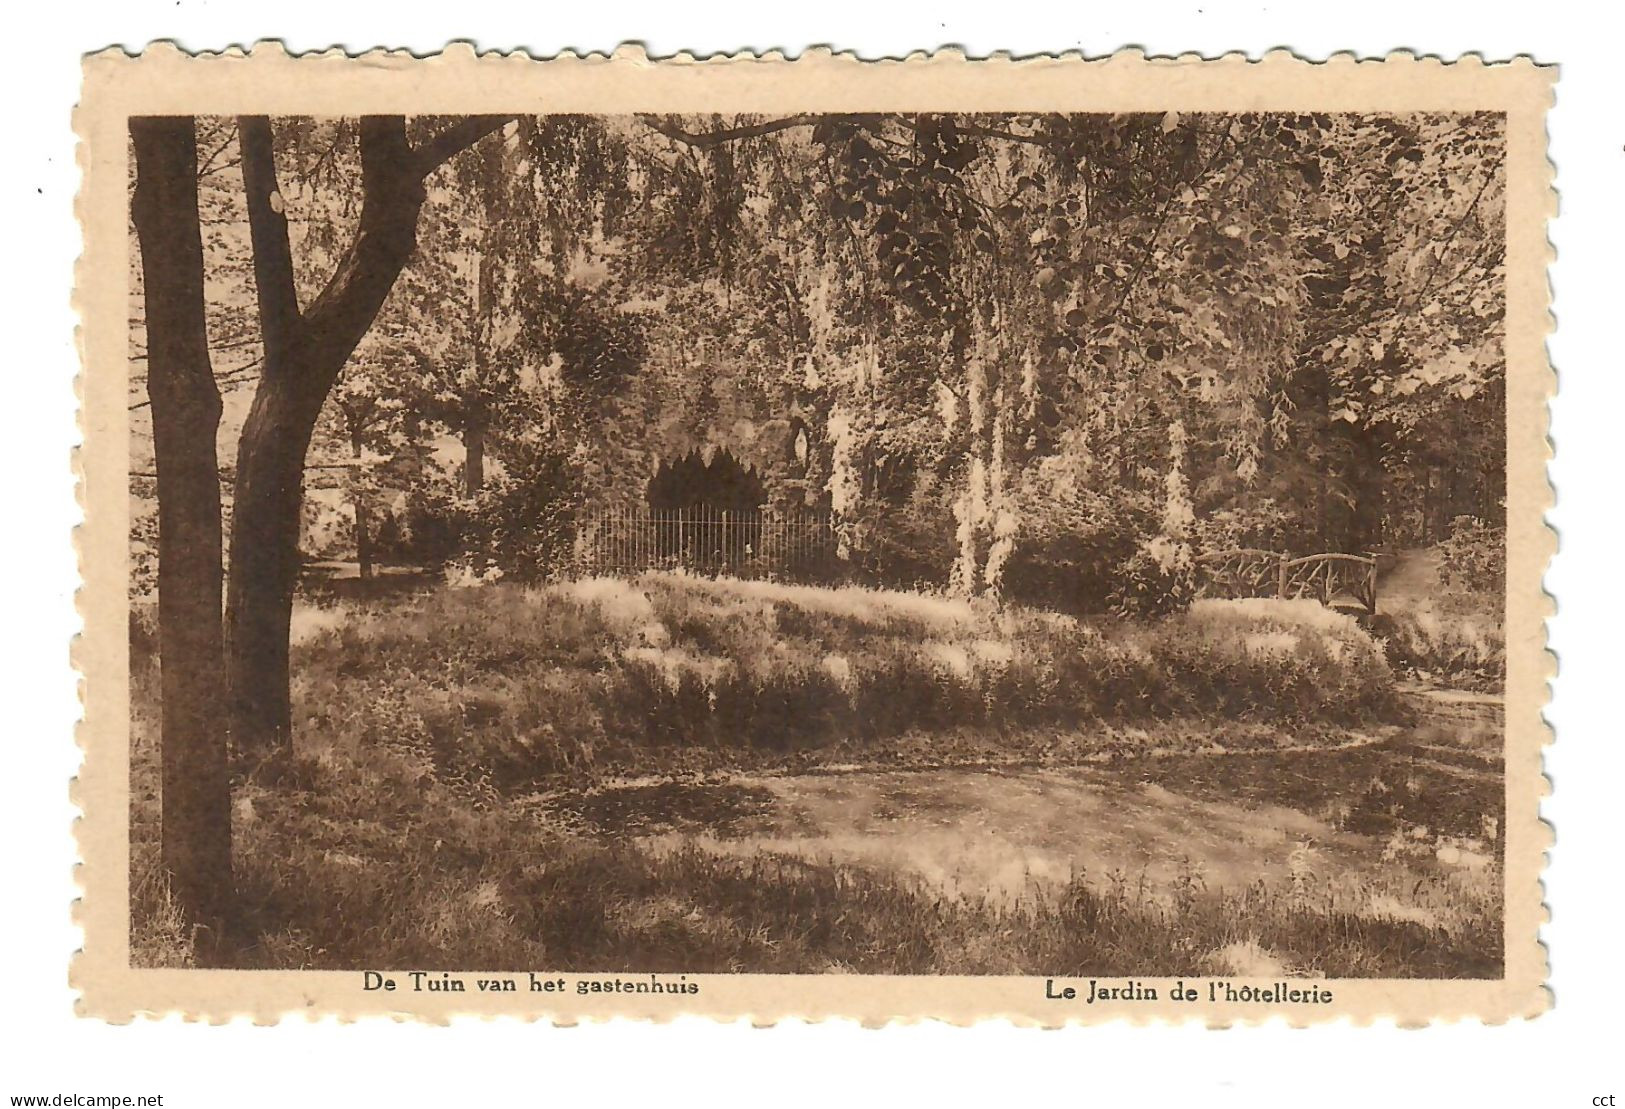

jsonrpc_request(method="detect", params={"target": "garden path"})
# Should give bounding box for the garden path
[1380,547,1446,611]
[584,701,1502,913]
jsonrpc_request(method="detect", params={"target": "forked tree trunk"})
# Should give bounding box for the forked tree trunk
[130,116,233,953]
[226,114,510,759]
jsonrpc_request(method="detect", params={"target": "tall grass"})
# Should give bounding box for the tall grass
[281,575,1397,789]
[1380,604,1504,692]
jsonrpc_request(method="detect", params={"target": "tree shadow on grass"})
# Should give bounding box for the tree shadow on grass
[547,780,783,838]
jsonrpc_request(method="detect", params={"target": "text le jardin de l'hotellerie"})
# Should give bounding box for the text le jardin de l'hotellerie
[1046,979,1334,1005]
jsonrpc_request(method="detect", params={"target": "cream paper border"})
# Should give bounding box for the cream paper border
[72,44,1556,1025]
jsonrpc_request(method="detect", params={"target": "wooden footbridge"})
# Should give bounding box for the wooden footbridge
[1194,548,1379,615]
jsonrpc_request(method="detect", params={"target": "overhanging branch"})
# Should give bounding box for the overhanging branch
[412,115,516,177]
[639,112,1064,152]
[637,114,826,148]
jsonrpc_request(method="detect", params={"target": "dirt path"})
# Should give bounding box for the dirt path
[544,715,1499,913]
[643,763,1350,900]
[528,687,1502,920]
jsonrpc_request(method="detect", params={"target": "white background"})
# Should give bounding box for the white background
[4,2,1620,1106]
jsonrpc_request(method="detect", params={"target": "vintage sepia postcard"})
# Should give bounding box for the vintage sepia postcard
[74,45,1554,1024]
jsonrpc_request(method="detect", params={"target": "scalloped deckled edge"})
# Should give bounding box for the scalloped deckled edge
[71,43,1557,1027]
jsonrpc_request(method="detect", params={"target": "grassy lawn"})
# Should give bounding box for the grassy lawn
[130,573,1502,977]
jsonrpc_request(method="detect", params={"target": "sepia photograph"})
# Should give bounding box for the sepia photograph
[18,0,1625,1094]
[123,101,1514,982]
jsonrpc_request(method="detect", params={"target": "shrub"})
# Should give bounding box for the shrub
[282,576,1398,791]
[1002,483,1155,615]
[388,481,465,568]
[1193,499,1294,556]
[1168,599,1398,719]
[1380,606,1505,692]
[1110,543,1199,618]
[1436,515,1505,596]
[853,478,959,592]
[449,437,583,582]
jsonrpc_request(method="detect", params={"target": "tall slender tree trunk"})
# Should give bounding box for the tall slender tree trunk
[351,435,374,581]
[1425,465,1444,543]
[464,419,485,498]
[225,115,510,760]
[463,251,489,498]
[1336,423,1386,553]
[130,116,233,954]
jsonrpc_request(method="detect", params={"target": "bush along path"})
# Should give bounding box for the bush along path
[1372,544,1506,692]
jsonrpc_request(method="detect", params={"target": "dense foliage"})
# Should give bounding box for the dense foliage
[130,112,1505,610]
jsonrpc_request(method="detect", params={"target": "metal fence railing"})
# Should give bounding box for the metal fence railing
[574,506,839,579]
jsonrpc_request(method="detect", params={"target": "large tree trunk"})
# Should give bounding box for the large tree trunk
[130,116,233,953]
[225,384,311,761]
[226,115,511,759]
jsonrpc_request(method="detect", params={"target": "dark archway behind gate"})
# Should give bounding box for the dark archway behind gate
[577,447,837,580]
[644,448,767,570]
[647,447,767,514]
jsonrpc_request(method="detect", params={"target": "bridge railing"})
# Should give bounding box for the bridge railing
[1195,548,1378,615]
